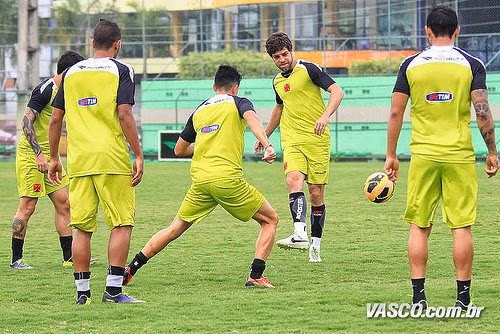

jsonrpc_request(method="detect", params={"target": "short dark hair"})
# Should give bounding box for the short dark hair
[57,50,84,74]
[265,32,293,57]
[426,5,458,38]
[214,65,242,91]
[93,18,121,50]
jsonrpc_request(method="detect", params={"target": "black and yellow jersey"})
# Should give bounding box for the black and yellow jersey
[18,78,57,155]
[273,59,335,147]
[52,57,135,177]
[180,94,254,183]
[393,45,487,163]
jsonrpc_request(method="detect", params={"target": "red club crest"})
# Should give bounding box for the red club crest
[284,83,290,92]
[33,184,41,192]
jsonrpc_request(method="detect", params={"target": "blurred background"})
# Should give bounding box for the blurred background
[1,0,499,161]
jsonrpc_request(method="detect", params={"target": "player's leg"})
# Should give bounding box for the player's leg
[10,197,37,269]
[124,182,211,286]
[404,156,441,307]
[246,199,279,288]
[308,184,325,262]
[47,187,73,263]
[276,149,309,250]
[451,226,473,309]
[68,175,98,305]
[303,144,329,261]
[408,224,432,306]
[442,162,477,309]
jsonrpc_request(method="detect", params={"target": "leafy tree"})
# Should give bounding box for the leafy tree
[348,56,405,76]
[178,49,277,79]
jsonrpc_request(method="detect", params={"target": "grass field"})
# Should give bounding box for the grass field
[0,160,499,333]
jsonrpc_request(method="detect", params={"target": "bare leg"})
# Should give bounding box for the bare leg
[252,200,279,261]
[141,215,192,259]
[48,187,72,237]
[451,226,473,280]
[108,226,133,267]
[408,223,432,278]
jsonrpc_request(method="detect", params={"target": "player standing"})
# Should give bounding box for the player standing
[48,19,144,304]
[10,51,86,269]
[384,6,498,310]
[256,32,344,262]
[123,65,279,289]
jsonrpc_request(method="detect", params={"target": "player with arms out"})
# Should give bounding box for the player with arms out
[123,65,279,289]
[10,50,87,269]
[256,32,344,262]
[48,19,144,305]
[384,6,498,310]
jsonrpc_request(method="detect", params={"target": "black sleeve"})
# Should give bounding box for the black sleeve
[28,79,52,112]
[234,96,255,117]
[51,75,66,110]
[302,61,336,90]
[180,114,196,143]
[272,76,283,104]
[113,59,135,106]
[392,55,417,95]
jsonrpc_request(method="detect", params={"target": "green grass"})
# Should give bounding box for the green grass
[0,161,499,333]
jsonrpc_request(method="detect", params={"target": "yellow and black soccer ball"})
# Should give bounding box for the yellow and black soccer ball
[363,172,394,203]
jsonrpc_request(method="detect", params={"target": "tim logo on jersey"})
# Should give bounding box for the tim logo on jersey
[78,97,98,106]
[426,92,453,102]
[200,124,220,134]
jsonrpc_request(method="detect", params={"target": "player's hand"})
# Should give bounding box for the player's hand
[262,145,276,164]
[384,156,399,183]
[484,153,499,178]
[254,140,264,154]
[314,115,330,136]
[48,159,63,186]
[131,156,144,186]
[36,152,49,173]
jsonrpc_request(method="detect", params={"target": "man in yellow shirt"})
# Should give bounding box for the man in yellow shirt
[49,19,144,305]
[385,6,498,310]
[123,65,279,289]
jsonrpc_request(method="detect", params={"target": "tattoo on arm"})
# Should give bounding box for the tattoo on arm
[12,218,26,239]
[22,108,42,156]
[473,89,496,151]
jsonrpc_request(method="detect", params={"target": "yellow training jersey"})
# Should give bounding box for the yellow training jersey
[273,59,335,148]
[393,45,487,163]
[18,78,57,155]
[180,94,253,183]
[52,57,135,177]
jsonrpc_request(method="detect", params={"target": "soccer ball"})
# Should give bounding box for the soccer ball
[363,172,394,203]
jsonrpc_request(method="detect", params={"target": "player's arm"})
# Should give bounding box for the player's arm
[118,103,144,186]
[22,106,49,172]
[174,137,194,157]
[384,92,408,182]
[315,83,344,135]
[254,103,283,154]
[472,88,499,177]
[244,110,276,164]
[48,107,65,185]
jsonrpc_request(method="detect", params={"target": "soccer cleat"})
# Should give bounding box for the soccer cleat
[276,233,309,250]
[308,245,322,262]
[122,267,133,286]
[413,300,428,310]
[102,291,146,303]
[63,257,97,267]
[10,258,33,269]
[75,295,92,305]
[245,275,275,288]
[454,300,473,311]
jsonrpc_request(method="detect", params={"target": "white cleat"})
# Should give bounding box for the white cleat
[276,233,309,250]
[308,245,322,262]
